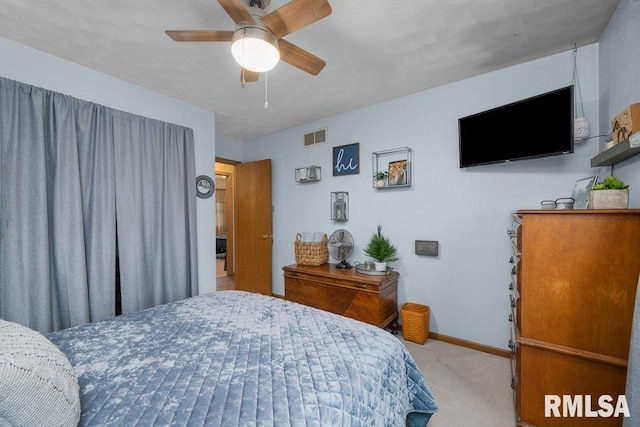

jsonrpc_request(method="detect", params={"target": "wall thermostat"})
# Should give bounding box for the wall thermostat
[415,240,438,256]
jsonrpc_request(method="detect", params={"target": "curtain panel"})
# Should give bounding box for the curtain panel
[113,112,198,314]
[216,189,226,236]
[0,77,198,333]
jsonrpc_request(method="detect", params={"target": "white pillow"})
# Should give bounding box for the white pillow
[0,319,80,426]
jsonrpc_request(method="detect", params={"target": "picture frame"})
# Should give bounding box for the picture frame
[332,143,360,176]
[388,160,408,186]
[571,175,598,209]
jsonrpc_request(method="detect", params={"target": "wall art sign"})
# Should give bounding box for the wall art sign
[332,143,360,176]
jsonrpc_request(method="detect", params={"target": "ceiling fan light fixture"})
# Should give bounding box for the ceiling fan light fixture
[231,26,280,73]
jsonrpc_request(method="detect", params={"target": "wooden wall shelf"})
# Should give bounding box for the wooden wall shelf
[591,131,640,167]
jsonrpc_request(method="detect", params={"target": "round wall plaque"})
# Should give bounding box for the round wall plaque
[196,175,214,199]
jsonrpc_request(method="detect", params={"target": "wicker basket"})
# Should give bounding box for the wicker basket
[401,302,430,344]
[294,233,328,266]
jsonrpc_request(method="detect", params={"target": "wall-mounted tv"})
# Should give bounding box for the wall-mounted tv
[458,86,574,168]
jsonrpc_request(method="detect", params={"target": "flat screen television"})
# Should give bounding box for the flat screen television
[458,86,574,168]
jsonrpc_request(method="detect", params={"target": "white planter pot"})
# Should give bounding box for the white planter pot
[589,188,629,209]
[374,262,387,272]
[574,117,591,141]
[375,180,385,188]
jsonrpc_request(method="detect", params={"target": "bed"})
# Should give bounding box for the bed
[36,290,437,425]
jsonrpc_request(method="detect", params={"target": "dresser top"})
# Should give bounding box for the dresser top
[283,263,399,284]
[516,209,640,215]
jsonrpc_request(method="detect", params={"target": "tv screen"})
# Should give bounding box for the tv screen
[458,86,574,168]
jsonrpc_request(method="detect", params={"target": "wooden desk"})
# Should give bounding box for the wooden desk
[283,263,399,330]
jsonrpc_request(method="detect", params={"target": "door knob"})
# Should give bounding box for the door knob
[262,234,272,240]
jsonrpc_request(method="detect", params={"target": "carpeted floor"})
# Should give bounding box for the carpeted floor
[399,337,516,427]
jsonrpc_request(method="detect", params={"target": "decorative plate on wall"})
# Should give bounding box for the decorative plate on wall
[196,175,214,199]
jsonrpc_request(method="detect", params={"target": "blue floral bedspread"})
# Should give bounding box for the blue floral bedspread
[48,291,437,426]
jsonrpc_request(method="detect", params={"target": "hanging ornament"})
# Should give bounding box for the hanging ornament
[572,44,590,141]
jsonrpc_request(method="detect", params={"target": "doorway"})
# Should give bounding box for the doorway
[233,159,273,295]
[215,175,228,277]
[215,159,237,291]
[214,157,273,295]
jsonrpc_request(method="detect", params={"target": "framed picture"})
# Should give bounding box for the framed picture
[388,160,408,186]
[333,143,360,176]
[571,175,598,209]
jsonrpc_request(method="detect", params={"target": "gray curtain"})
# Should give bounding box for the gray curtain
[216,189,226,236]
[113,112,198,314]
[0,77,198,333]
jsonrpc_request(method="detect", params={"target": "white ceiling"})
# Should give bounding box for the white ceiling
[0,0,620,140]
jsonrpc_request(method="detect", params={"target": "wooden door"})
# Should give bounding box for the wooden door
[234,159,272,295]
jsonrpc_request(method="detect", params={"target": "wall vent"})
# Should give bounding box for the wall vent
[303,128,327,147]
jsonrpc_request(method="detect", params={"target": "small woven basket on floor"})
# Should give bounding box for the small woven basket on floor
[401,302,430,344]
[294,233,328,266]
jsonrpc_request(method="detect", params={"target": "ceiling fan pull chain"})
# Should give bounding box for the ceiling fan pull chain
[265,72,269,109]
[241,28,247,88]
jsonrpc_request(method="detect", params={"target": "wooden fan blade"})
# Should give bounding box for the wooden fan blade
[165,30,234,42]
[262,0,331,39]
[218,0,256,25]
[241,68,260,82]
[279,39,326,75]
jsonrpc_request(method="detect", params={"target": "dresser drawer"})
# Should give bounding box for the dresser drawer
[285,277,328,311]
[284,269,384,293]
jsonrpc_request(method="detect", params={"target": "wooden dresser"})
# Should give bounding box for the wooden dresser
[283,263,399,329]
[509,209,640,426]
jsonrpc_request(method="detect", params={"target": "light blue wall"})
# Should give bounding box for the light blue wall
[599,0,640,204]
[0,36,218,294]
[216,134,244,161]
[242,45,603,350]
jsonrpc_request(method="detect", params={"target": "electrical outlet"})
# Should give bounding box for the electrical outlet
[415,240,438,256]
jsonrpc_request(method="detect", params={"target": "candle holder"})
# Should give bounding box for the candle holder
[331,192,348,221]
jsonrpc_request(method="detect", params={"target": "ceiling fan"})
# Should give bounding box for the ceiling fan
[166,0,332,83]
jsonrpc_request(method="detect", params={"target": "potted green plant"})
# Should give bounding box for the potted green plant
[589,175,629,209]
[373,171,388,188]
[363,224,398,271]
